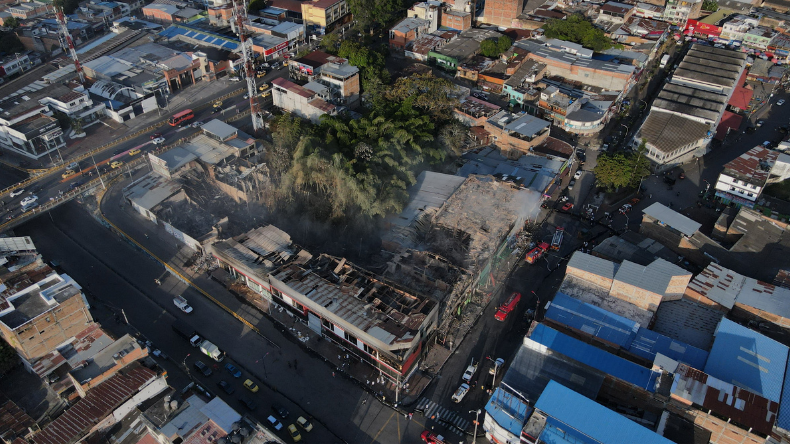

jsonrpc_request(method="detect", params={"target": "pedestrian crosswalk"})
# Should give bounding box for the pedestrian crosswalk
[415,397,471,434]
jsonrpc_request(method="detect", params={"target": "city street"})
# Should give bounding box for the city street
[17,200,437,444]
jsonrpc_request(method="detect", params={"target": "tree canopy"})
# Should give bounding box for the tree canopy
[348,0,404,32]
[543,14,613,52]
[338,40,390,91]
[702,0,718,11]
[270,73,463,220]
[248,0,266,12]
[593,140,651,191]
[479,36,513,58]
[0,31,24,55]
[3,17,19,28]
[54,0,80,14]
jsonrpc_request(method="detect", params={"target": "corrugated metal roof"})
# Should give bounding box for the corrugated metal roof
[544,292,639,348]
[686,263,744,309]
[704,318,788,403]
[736,279,790,321]
[613,259,689,297]
[529,324,660,392]
[637,110,710,154]
[777,355,790,431]
[33,366,156,444]
[484,388,532,437]
[642,202,702,236]
[628,327,709,369]
[534,381,674,444]
[721,146,779,187]
[566,251,618,279]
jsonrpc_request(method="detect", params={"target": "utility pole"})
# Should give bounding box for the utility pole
[55,2,85,84]
[470,409,481,444]
[231,0,263,133]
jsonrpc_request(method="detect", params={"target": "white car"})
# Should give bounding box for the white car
[20,195,37,206]
[574,170,583,179]
[152,137,166,145]
[229,76,242,82]
[10,189,24,198]
[778,99,786,106]
[191,121,202,128]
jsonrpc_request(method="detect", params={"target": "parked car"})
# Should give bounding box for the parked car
[489,358,505,375]
[568,180,575,190]
[778,99,786,106]
[239,397,257,410]
[562,202,574,211]
[272,404,289,418]
[225,363,242,378]
[267,415,283,431]
[573,170,582,179]
[217,380,235,395]
[757,120,765,127]
[287,424,302,442]
[296,416,313,432]
[193,360,213,377]
[243,379,259,392]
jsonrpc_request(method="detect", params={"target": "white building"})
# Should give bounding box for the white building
[720,15,759,42]
[714,146,790,207]
[271,77,335,124]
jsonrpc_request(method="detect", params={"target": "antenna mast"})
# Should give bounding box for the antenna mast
[232,0,263,132]
[55,3,85,84]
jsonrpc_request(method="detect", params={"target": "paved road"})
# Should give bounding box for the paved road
[17,200,437,444]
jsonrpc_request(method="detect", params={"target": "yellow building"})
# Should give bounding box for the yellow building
[301,0,350,33]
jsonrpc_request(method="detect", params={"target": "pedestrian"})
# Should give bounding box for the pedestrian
[409,413,413,420]
[362,399,367,405]
[332,372,335,378]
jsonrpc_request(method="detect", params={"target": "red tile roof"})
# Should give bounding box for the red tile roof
[272,77,315,98]
[268,0,302,12]
[714,111,743,141]
[722,145,778,186]
[32,366,156,444]
[728,70,753,110]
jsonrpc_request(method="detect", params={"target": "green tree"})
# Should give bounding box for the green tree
[593,139,651,191]
[248,0,266,12]
[702,0,718,10]
[0,32,24,55]
[497,35,512,53]
[338,40,390,91]
[3,17,19,29]
[543,14,613,52]
[348,0,404,33]
[386,73,459,121]
[319,32,340,53]
[269,113,305,179]
[0,338,18,376]
[54,0,81,14]
[71,117,84,135]
[480,39,499,57]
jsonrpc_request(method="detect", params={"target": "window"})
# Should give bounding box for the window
[730,186,736,191]
[747,192,754,197]
[321,318,332,330]
[362,342,376,355]
[344,331,357,344]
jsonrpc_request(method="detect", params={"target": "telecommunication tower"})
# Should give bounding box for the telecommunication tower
[231,0,263,132]
[55,4,85,84]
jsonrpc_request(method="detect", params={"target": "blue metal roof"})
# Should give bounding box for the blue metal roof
[776,354,790,431]
[544,292,639,348]
[535,381,674,444]
[158,24,239,50]
[627,327,709,370]
[530,324,660,392]
[704,318,788,403]
[484,387,532,437]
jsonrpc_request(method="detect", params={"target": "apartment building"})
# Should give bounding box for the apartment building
[271,77,335,123]
[8,1,51,19]
[301,0,350,33]
[713,146,790,207]
[663,0,702,25]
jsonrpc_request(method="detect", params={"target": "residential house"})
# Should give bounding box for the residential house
[428,28,502,71]
[742,25,776,49]
[714,146,787,207]
[441,8,472,31]
[8,1,51,19]
[389,17,432,51]
[663,0,702,25]
[483,110,551,157]
[481,0,526,28]
[634,2,665,19]
[720,14,759,41]
[0,270,93,363]
[597,1,636,24]
[271,77,335,123]
[407,1,440,32]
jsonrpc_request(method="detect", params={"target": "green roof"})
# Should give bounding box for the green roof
[699,9,733,25]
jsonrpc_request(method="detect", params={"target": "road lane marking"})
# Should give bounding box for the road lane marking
[369,410,395,444]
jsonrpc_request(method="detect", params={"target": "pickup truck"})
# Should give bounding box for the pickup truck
[462,359,478,383]
[451,383,470,403]
[173,296,193,313]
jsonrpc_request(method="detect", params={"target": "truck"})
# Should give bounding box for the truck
[550,227,565,251]
[462,358,478,383]
[173,296,193,313]
[199,340,226,362]
[525,242,550,264]
[451,383,470,403]
[660,54,670,68]
[171,320,202,347]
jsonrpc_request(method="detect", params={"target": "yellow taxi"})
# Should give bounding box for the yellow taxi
[128,148,141,156]
[110,161,124,169]
[258,83,270,91]
[61,169,75,178]
[243,379,259,393]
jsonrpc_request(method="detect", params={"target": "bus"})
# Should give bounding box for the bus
[169,109,194,126]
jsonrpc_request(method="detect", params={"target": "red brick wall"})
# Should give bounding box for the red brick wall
[389,29,417,50]
[483,0,525,27]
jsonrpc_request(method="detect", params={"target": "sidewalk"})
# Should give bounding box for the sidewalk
[97,168,431,408]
